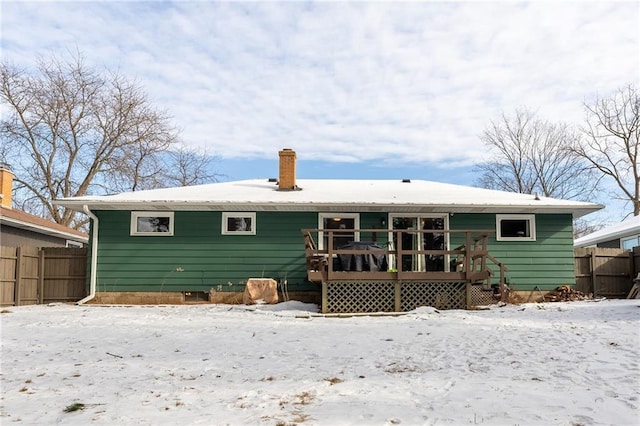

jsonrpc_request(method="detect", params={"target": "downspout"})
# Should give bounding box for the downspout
[77,205,98,305]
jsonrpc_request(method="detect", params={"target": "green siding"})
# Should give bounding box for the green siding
[91,210,575,293]
[94,211,317,293]
[450,213,575,291]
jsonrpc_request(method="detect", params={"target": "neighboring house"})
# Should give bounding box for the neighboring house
[574,216,640,250]
[0,167,88,248]
[56,149,602,311]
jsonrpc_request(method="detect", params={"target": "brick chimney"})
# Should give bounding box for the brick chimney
[0,165,13,209]
[278,148,298,191]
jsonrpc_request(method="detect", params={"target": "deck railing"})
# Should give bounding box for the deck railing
[302,228,507,292]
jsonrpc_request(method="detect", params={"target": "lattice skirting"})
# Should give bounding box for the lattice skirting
[323,281,498,313]
[468,284,500,307]
[324,281,395,313]
[400,281,466,311]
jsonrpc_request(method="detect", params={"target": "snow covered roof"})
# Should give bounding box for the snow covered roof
[56,179,602,217]
[574,215,640,247]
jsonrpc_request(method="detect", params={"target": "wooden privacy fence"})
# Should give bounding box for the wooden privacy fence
[0,246,87,306]
[574,247,640,298]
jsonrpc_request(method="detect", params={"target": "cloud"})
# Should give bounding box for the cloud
[2,1,638,168]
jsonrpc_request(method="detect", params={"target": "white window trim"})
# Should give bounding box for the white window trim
[318,213,360,250]
[222,212,256,235]
[65,240,83,248]
[496,214,536,241]
[130,211,174,236]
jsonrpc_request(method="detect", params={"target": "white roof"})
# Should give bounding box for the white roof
[56,179,602,217]
[574,216,640,247]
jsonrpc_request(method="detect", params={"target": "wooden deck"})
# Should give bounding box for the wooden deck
[303,228,507,312]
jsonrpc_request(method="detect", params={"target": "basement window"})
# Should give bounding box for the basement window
[131,212,174,236]
[183,291,210,303]
[496,214,536,241]
[222,212,256,235]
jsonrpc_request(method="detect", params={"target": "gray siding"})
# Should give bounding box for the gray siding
[0,225,69,247]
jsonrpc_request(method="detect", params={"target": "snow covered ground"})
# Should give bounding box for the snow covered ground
[1,300,638,426]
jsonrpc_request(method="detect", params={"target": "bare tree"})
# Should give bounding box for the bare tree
[572,84,640,216]
[1,52,218,229]
[572,217,606,239]
[476,109,539,194]
[475,108,599,201]
[162,146,224,187]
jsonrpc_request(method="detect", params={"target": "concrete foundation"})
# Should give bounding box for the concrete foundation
[88,290,321,305]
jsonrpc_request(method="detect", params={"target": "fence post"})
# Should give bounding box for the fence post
[38,249,45,304]
[590,249,597,297]
[14,246,23,306]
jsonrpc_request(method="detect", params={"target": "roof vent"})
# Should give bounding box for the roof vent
[268,178,277,183]
[402,179,411,183]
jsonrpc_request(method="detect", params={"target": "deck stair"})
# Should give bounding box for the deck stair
[303,232,328,282]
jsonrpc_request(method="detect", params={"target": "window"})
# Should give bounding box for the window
[183,291,210,302]
[318,213,359,249]
[131,212,174,236]
[66,240,83,248]
[621,235,640,250]
[222,212,256,235]
[496,214,536,241]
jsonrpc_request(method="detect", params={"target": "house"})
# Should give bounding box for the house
[55,149,602,311]
[0,167,88,248]
[574,216,640,250]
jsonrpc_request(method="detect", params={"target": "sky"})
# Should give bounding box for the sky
[1,299,638,425]
[1,0,638,220]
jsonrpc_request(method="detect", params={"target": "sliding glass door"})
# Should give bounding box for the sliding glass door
[389,214,449,272]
